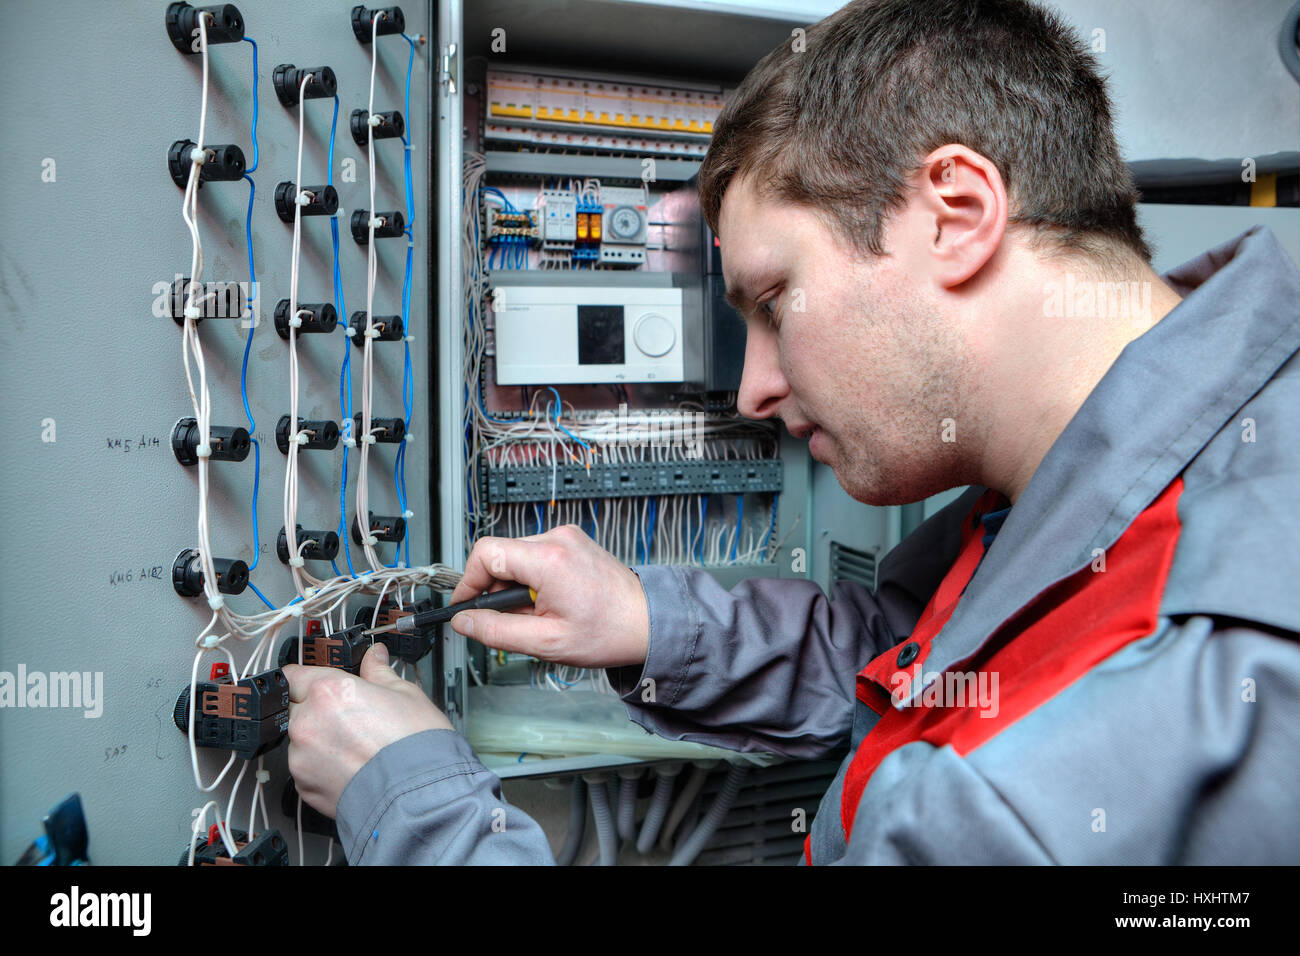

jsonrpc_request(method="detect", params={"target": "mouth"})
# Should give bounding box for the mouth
[787,422,816,441]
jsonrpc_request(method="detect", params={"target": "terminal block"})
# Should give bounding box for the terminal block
[166,3,245,54]
[351,5,406,42]
[350,209,406,243]
[353,599,435,662]
[278,623,369,673]
[272,64,337,107]
[353,415,405,443]
[350,109,405,146]
[171,418,251,465]
[277,524,340,564]
[275,181,339,222]
[169,276,246,326]
[168,139,246,188]
[179,826,288,867]
[348,312,404,345]
[486,209,537,242]
[172,548,248,596]
[173,664,289,760]
[352,511,406,545]
[276,415,340,453]
[274,300,337,338]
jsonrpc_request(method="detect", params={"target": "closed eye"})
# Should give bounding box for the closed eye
[757,292,780,329]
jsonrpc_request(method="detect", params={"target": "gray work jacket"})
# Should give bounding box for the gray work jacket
[334,227,1300,864]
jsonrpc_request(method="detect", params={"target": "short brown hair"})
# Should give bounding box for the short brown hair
[698,0,1151,265]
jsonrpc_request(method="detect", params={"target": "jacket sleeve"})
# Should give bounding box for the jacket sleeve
[334,729,556,865]
[605,487,985,759]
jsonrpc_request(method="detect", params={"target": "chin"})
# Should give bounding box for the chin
[833,460,946,507]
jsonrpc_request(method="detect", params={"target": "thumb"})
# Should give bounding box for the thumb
[360,642,402,684]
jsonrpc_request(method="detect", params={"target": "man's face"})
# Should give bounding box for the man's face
[719,173,972,506]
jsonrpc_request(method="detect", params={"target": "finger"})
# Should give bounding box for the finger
[283,663,341,703]
[359,642,402,685]
[449,608,567,659]
[453,536,555,602]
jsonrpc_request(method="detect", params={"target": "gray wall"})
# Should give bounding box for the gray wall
[647,0,1300,163]
[0,0,431,864]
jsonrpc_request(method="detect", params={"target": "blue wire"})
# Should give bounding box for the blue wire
[481,186,515,211]
[699,496,709,564]
[731,496,743,562]
[647,498,657,562]
[761,493,779,557]
[238,36,263,583]
[247,581,275,611]
[547,387,592,456]
[243,38,259,173]
[393,33,417,568]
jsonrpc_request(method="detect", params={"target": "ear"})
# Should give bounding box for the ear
[914,145,1008,288]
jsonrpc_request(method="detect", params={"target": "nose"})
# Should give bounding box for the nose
[736,324,789,421]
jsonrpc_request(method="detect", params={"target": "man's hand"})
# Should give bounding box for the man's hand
[448,524,650,669]
[283,643,452,818]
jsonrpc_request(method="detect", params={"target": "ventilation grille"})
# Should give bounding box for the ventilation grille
[691,760,842,866]
[830,540,877,591]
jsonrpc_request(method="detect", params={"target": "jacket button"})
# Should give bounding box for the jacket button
[896,642,920,667]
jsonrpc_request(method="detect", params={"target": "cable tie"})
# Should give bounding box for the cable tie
[190,146,207,165]
[362,433,376,444]
[364,327,381,338]
[288,605,304,617]
[294,432,310,445]
[199,635,222,649]
[402,433,413,445]
[296,190,313,206]
[402,510,414,519]
[288,315,303,328]
[184,305,203,320]
[365,535,379,546]
[404,334,416,342]
[195,443,212,458]
[344,326,357,337]
[255,770,271,784]
[368,216,384,229]
[342,436,357,447]
[368,113,382,128]
[303,586,317,599]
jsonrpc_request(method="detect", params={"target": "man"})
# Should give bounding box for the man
[285,0,1300,864]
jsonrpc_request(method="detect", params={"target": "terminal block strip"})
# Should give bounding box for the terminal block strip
[484,458,783,504]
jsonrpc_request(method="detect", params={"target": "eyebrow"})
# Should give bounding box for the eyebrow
[724,267,765,314]
[724,283,749,313]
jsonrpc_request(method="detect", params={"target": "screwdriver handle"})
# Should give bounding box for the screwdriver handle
[393,584,536,634]
[468,585,536,614]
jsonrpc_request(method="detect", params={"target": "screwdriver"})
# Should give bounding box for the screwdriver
[362,584,537,637]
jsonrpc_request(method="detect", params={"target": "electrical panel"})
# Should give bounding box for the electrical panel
[452,45,800,790]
